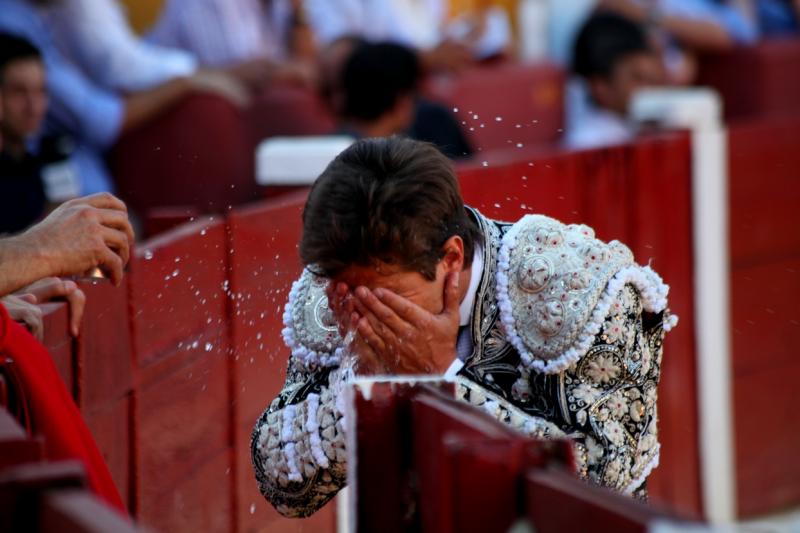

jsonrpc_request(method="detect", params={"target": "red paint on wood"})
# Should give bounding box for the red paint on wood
[138,450,233,533]
[111,93,258,215]
[425,63,564,150]
[40,303,73,398]
[525,468,686,533]
[733,360,800,517]
[75,280,133,411]
[136,348,230,507]
[83,396,131,511]
[728,118,800,267]
[130,218,228,366]
[228,194,307,425]
[698,39,800,121]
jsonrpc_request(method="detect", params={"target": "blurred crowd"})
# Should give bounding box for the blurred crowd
[0,0,798,290]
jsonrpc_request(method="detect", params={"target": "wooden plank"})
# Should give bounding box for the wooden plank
[75,280,133,411]
[425,63,564,150]
[83,396,132,511]
[138,450,233,533]
[0,408,43,469]
[728,118,800,267]
[40,302,73,396]
[525,468,686,533]
[39,489,141,533]
[136,348,230,504]
[734,360,800,517]
[130,217,228,366]
[227,194,307,426]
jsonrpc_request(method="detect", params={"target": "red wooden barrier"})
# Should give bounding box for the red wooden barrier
[426,62,564,151]
[130,216,233,531]
[228,191,336,533]
[525,468,681,533]
[111,93,258,216]
[698,38,800,121]
[727,116,800,517]
[350,380,691,533]
[426,62,565,151]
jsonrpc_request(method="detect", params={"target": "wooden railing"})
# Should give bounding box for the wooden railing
[349,379,695,532]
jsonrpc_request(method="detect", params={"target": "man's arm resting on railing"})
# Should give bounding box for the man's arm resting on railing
[250,366,349,518]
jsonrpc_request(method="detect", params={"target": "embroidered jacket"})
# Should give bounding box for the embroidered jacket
[251,209,675,517]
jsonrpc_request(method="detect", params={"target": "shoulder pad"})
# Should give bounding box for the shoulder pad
[496,215,671,374]
[282,268,343,373]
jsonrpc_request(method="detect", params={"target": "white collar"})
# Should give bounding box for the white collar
[458,244,484,326]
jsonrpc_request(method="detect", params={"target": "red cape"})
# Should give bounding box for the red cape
[0,303,126,513]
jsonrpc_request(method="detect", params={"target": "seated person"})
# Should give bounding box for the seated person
[0,33,48,234]
[304,0,512,73]
[331,40,472,159]
[41,0,198,92]
[0,0,247,196]
[148,0,316,89]
[564,12,665,150]
[597,0,759,83]
[250,137,676,517]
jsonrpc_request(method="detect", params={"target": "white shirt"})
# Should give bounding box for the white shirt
[304,0,445,49]
[563,79,637,151]
[43,0,197,92]
[304,0,510,57]
[148,0,292,66]
[444,245,484,379]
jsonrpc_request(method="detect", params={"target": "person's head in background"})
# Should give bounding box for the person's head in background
[0,33,48,159]
[318,35,366,113]
[572,12,664,117]
[338,41,420,138]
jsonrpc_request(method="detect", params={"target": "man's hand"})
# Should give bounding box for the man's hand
[350,272,461,375]
[2,294,44,340]
[16,278,86,337]
[19,193,134,288]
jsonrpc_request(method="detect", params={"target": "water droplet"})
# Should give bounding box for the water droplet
[516,143,524,148]
[172,269,180,277]
[174,257,181,263]
[200,229,207,236]
[495,116,503,122]
[472,114,479,120]
[482,161,488,167]
[250,503,256,515]
[452,107,459,112]
[205,342,213,352]
[144,250,154,260]
[494,203,501,208]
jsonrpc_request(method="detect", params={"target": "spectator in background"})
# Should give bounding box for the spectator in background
[565,12,665,150]
[331,40,472,159]
[597,0,758,83]
[335,42,419,139]
[0,34,48,234]
[304,0,512,73]
[0,0,248,197]
[40,0,198,93]
[148,0,317,90]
